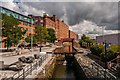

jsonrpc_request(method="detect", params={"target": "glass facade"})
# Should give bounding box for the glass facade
[1,7,34,24]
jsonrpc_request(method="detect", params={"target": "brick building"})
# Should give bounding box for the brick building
[69,30,78,41]
[30,14,79,46]
[0,6,35,48]
[96,33,120,45]
[1,6,78,48]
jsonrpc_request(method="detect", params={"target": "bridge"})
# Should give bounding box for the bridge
[56,38,74,46]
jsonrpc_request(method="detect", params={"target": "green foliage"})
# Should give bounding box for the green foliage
[90,44,119,62]
[35,26,48,42]
[79,34,95,48]
[2,13,23,48]
[109,45,120,53]
[100,49,116,62]
[25,36,31,43]
[46,28,56,43]
[2,13,20,29]
[33,35,37,44]
[90,44,104,56]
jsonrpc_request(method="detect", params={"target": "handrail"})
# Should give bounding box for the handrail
[76,55,117,79]
[3,54,48,80]
[91,62,117,79]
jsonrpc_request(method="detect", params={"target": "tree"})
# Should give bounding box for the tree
[35,26,48,43]
[46,28,56,43]
[90,44,104,56]
[100,49,116,62]
[2,13,23,49]
[79,34,95,48]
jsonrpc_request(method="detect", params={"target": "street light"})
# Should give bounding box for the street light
[35,19,42,52]
[100,26,107,79]
[40,26,42,52]
[101,26,111,79]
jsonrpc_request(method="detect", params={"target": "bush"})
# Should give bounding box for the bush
[90,44,104,56]
[100,49,116,62]
[109,45,119,53]
[109,45,120,54]
[90,44,119,62]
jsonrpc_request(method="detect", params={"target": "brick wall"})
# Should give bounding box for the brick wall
[58,21,69,40]
[70,31,78,40]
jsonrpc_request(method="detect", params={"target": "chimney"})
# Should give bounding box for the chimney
[53,15,56,21]
[43,13,47,18]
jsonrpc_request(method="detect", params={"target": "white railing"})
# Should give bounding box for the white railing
[2,54,48,80]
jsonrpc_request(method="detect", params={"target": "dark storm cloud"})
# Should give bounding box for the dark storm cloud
[23,2,118,30]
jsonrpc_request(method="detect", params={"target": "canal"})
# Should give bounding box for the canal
[52,44,87,80]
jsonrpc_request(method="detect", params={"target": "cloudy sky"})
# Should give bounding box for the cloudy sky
[1,0,120,39]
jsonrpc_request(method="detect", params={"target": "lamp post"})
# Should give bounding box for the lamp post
[40,26,42,52]
[101,26,111,79]
[101,26,107,79]
[35,19,42,52]
[30,28,33,53]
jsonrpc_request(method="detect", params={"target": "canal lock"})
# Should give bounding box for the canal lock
[35,46,87,80]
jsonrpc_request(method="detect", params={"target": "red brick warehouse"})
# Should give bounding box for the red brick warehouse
[30,13,78,45]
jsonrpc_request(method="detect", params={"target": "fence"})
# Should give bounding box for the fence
[91,62,117,79]
[3,54,48,80]
[77,55,117,79]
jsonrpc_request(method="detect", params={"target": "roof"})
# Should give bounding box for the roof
[0,6,32,19]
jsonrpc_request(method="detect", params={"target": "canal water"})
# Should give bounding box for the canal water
[52,44,77,79]
[52,62,76,79]
[51,42,87,80]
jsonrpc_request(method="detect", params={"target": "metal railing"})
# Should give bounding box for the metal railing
[3,54,48,80]
[91,62,117,79]
[76,55,117,79]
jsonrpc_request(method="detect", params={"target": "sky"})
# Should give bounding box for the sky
[0,0,120,39]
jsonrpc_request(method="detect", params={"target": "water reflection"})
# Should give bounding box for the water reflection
[52,42,76,79]
[52,60,76,79]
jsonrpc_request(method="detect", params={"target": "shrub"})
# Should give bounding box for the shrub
[109,45,119,53]
[100,49,116,62]
[90,44,104,56]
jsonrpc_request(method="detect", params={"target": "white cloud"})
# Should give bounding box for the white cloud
[1,1,45,16]
[70,20,119,39]
[1,1,16,10]
[1,1,119,39]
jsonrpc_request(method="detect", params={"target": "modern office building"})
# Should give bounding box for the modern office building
[0,6,35,48]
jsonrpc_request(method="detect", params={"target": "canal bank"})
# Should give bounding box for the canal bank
[48,46,87,80]
[52,55,87,80]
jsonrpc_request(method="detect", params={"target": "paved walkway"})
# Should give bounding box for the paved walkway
[0,47,56,65]
[0,46,56,79]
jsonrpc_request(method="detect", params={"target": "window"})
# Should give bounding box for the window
[23,22,28,26]
[19,15,22,20]
[30,29,33,32]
